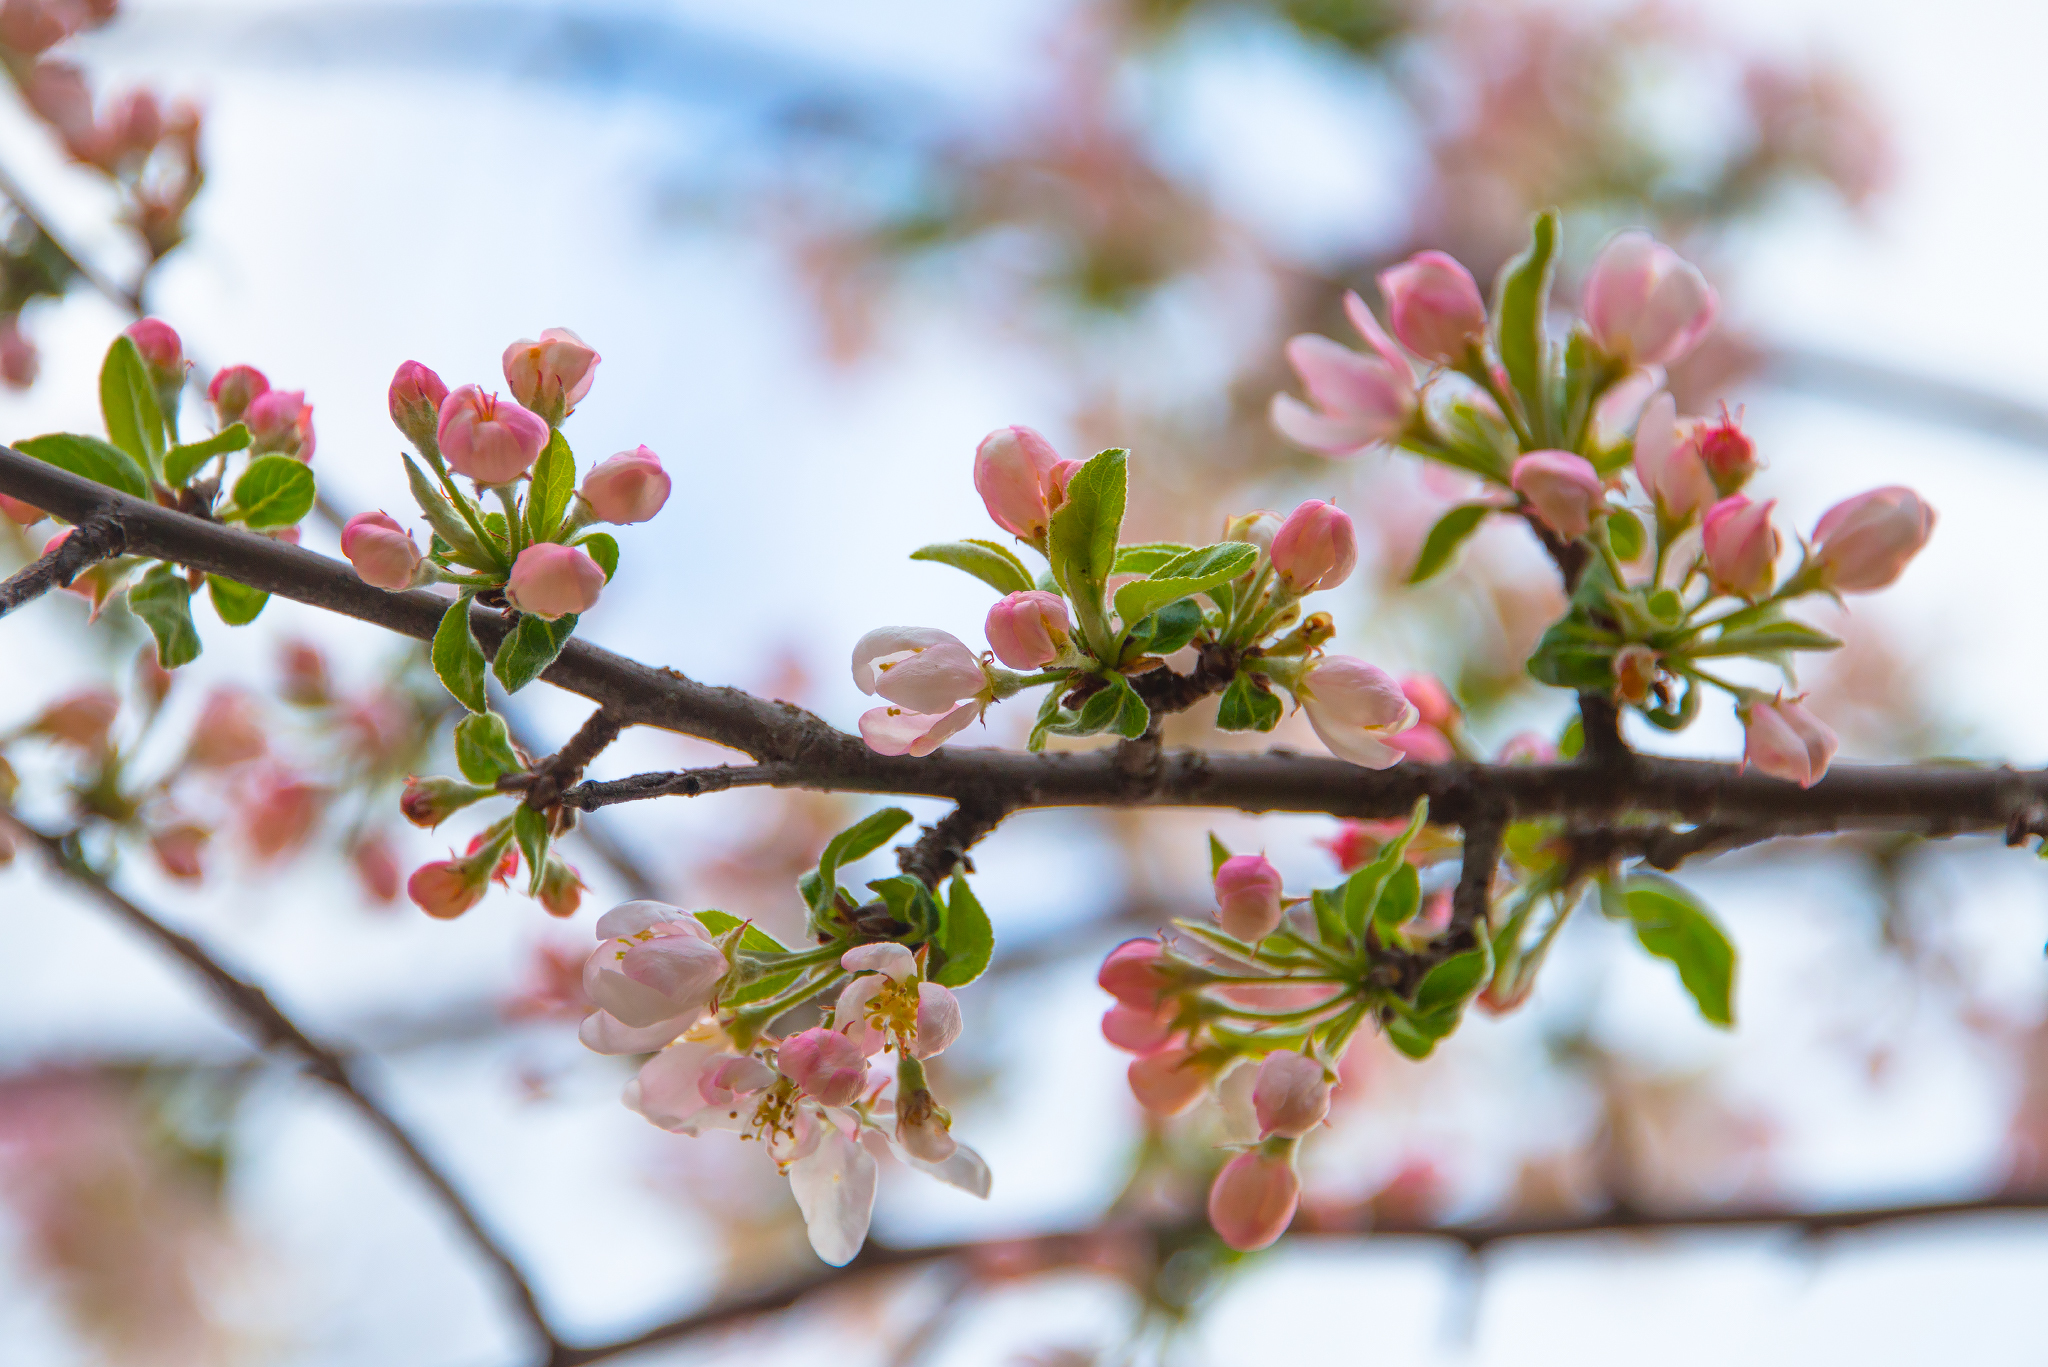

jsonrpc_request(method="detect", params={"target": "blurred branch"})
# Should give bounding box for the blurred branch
[0,159,145,314]
[1762,343,2048,451]
[6,812,567,1363]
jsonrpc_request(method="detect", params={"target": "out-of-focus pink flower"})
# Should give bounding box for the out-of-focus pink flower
[32,687,119,750]
[437,384,550,485]
[1583,230,1718,367]
[0,313,36,391]
[913,982,963,1059]
[985,591,1070,669]
[1401,674,1457,731]
[242,771,321,861]
[350,833,401,902]
[0,490,43,523]
[1378,250,1486,363]
[1098,937,1169,1009]
[207,364,268,426]
[780,1027,869,1106]
[1511,450,1605,539]
[1702,495,1779,600]
[1740,694,1837,787]
[506,543,605,620]
[387,360,448,451]
[1496,732,1558,764]
[1387,723,1454,763]
[1271,291,1418,457]
[1253,1051,1331,1138]
[584,901,727,1027]
[503,328,600,424]
[1633,392,1715,523]
[581,446,670,525]
[278,639,330,706]
[1208,1146,1300,1251]
[148,822,208,882]
[1694,405,1756,496]
[185,688,265,767]
[0,0,84,55]
[1214,853,1284,943]
[244,388,314,461]
[1101,1003,1178,1055]
[341,511,422,591]
[1811,487,1935,592]
[1128,1046,1208,1115]
[1298,657,1418,769]
[973,425,1066,542]
[1270,499,1357,592]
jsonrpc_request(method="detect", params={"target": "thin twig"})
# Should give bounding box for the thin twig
[8,813,565,1361]
[896,798,1010,887]
[563,763,791,808]
[0,514,126,618]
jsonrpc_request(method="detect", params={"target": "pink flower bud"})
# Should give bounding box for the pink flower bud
[912,981,963,1059]
[1811,486,1935,593]
[1298,656,1418,769]
[0,491,43,524]
[506,542,605,620]
[1583,230,1718,367]
[243,771,322,862]
[1098,937,1170,1009]
[984,590,1070,669]
[1702,495,1779,600]
[698,1052,775,1107]
[408,857,487,920]
[105,88,161,161]
[351,833,401,903]
[973,425,1065,542]
[780,1027,871,1106]
[0,0,81,55]
[1740,695,1837,788]
[581,446,670,525]
[245,388,314,460]
[1400,673,1457,730]
[1632,392,1715,523]
[185,687,265,767]
[150,823,209,883]
[852,627,988,713]
[537,857,585,917]
[1510,450,1605,539]
[503,327,600,424]
[586,921,726,1028]
[1208,1147,1302,1251]
[1223,509,1281,555]
[1497,733,1558,764]
[278,639,330,705]
[207,364,269,426]
[123,318,183,381]
[1127,1046,1209,1116]
[34,688,119,750]
[1377,250,1486,363]
[1252,1050,1331,1138]
[436,384,550,485]
[1694,405,1756,496]
[1044,458,1084,513]
[398,775,490,829]
[1269,499,1357,592]
[1270,291,1418,457]
[0,313,36,391]
[1100,1003,1178,1055]
[341,511,422,591]
[387,360,448,451]
[1214,853,1284,943]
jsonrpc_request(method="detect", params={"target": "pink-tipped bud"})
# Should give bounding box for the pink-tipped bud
[1694,406,1756,496]
[1378,250,1486,363]
[1583,230,1718,368]
[1214,853,1284,943]
[973,425,1064,542]
[579,446,670,526]
[984,590,1070,669]
[1101,1003,1178,1055]
[537,857,585,918]
[1127,1046,1209,1116]
[1098,937,1171,1009]
[503,328,600,425]
[437,384,550,486]
[1510,450,1605,540]
[399,775,492,829]
[33,688,120,751]
[1044,458,1084,514]
[1270,499,1357,593]
[1400,673,1457,731]
[1299,656,1418,770]
[0,314,36,391]
[912,982,963,1059]
[1740,694,1838,788]
[185,688,265,767]
[1208,1146,1302,1251]
[779,1026,870,1107]
[1632,393,1715,524]
[1702,495,1779,600]
[123,318,184,382]
[245,389,314,461]
[506,542,605,620]
[388,360,448,453]
[1811,486,1935,593]
[1252,1051,1331,1138]
[207,364,269,426]
[408,856,489,920]
[340,511,422,591]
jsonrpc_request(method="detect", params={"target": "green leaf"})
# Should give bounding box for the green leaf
[455,711,524,783]
[164,424,250,487]
[1111,542,1194,575]
[16,432,149,500]
[227,455,316,530]
[526,429,575,542]
[1694,619,1843,658]
[1026,684,1065,753]
[1557,716,1584,760]
[1414,945,1492,1015]
[99,334,166,476]
[1045,448,1126,600]
[1214,672,1284,732]
[127,563,200,668]
[1492,209,1560,444]
[910,540,1034,595]
[932,876,995,987]
[404,454,496,568]
[1113,681,1152,740]
[866,873,942,940]
[1607,507,1645,562]
[205,574,268,625]
[1343,797,1429,940]
[492,612,577,694]
[1208,833,1232,879]
[1111,542,1257,632]
[806,807,915,916]
[432,595,489,713]
[1621,874,1736,1027]
[696,910,788,955]
[1384,1014,1439,1059]
[1373,863,1421,938]
[577,531,620,581]
[1123,598,1204,659]
[1407,503,1492,584]
[1309,888,1346,946]
[513,804,551,896]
